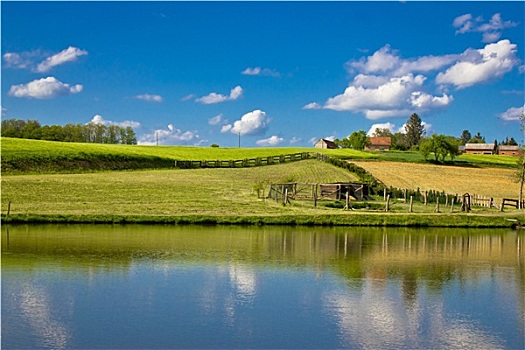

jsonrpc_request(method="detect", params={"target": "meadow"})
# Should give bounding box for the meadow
[1,137,521,227]
[2,137,516,174]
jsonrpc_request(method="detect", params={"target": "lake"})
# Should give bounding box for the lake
[2,224,524,349]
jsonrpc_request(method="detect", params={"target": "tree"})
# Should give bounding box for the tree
[468,132,485,143]
[418,134,460,162]
[460,130,471,145]
[347,130,369,150]
[517,113,525,209]
[404,113,425,148]
[419,137,433,160]
[372,128,393,137]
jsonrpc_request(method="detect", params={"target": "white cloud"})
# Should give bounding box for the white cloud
[323,74,452,119]
[436,40,519,89]
[89,115,141,129]
[453,13,518,43]
[220,110,270,136]
[499,105,525,121]
[195,86,243,104]
[3,52,31,69]
[367,121,432,136]
[346,45,460,77]
[242,67,280,77]
[302,102,322,110]
[1,106,7,117]
[181,94,196,102]
[256,135,284,146]
[208,114,224,125]
[289,136,302,144]
[138,124,201,145]
[134,94,164,102]
[367,122,397,136]
[8,77,83,99]
[36,46,88,72]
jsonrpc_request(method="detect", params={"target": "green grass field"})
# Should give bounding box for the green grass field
[1,137,516,175]
[2,160,359,217]
[1,137,521,227]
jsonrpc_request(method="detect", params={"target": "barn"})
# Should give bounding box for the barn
[365,137,391,151]
[314,138,338,149]
[464,143,495,155]
[498,145,522,156]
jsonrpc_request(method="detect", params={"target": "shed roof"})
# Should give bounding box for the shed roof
[464,143,495,151]
[316,138,338,148]
[369,136,391,146]
[498,145,521,151]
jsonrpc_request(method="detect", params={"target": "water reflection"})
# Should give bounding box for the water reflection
[2,225,524,349]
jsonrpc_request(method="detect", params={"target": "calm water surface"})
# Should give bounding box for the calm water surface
[2,225,524,349]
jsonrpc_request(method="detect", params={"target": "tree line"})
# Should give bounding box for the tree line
[1,118,137,145]
[334,113,518,162]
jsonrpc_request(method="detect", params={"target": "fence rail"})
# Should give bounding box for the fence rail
[174,152,313,169]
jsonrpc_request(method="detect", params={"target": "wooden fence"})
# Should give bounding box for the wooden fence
[174,152,313,169]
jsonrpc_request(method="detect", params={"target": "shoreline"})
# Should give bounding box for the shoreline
[1,213,518,228]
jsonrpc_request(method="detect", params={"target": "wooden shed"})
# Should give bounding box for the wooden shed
[464,143,495,154]
[497,145,522,156]
[314,138,338,149]
[365,137,391,151]
[319,183,369,201]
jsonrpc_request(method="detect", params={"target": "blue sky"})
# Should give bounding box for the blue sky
[2,1,524,147]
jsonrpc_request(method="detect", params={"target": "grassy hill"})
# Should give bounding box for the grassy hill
[1,137,374,174]
[1,137,516,175]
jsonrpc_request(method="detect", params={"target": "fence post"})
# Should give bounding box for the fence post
[435,195,440,213]
[450,198,455,213]
[409,196,413,213]
[385,195,390,212]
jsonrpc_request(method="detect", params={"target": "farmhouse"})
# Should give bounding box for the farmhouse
[365,137,391,151]
[498,145,522,156]
[314,138,338,149]
[464,143,495,155]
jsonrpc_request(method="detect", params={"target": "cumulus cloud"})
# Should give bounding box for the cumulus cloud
[134,93,164,102]
[453,13,518,43]
[242,67,280,77]
[195,86,243,104]
[436,40,519,89]
[366,122,398,136]
[3,52,33,69]
[289,136,302,144]
[346,45,459,77]
[36,46,88,72]
[367,121,432,136]
[138,124,202,145]
[89,115,141,129]
[8,77,83,99]
[302,102,322,110]
[208,114,222,125]
[499,105,525,121]
[256,135,284,146]
[323,74,452,119]
[220,110,270,136]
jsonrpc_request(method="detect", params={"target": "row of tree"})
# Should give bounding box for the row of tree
[1,118,137,145]
[334,113,518,162]
[334,113,427,151]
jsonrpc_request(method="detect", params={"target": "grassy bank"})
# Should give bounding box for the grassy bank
[1,212,515,227]
[2,159,521,227]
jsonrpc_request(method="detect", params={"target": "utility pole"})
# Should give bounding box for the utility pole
[238,132,241,148]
